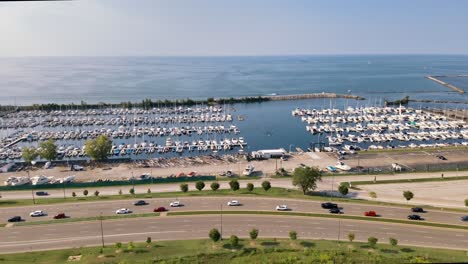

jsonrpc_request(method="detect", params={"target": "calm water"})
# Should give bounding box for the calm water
[1,55,468,157]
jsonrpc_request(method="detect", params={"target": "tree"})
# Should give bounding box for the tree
[84,135,113,161]
[261,181,271,192]
[83,190,88,196]
[195,181,205,191]
[368,237,378,247]
[289,230,297,240]
[180,183,189,193]
[209,228,221,242]
[338,184,349,196]
[230,235,239,247]
[464,198,468,207]
[94,190,100,197]
[118,189,123,195]
[147,188,151,194]
[229,180,240,191]
[146,237,152,246]
[389,237,398,247]
[72,192,76,198]
[403,191,414,202]
[129,188,135,195]
[348,233,355,242]
[22,147,38,164]
[211,182,220,191]
[292,166,322,194]
[249,228,259,240]
[246,183,254,192]
[369,191,377,199]
[39,139,57,161]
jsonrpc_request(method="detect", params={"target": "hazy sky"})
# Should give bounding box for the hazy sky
[1,0,467,56]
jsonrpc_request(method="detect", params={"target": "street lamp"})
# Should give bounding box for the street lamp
[28,171,35,205]
[99,212,105,247]
[220,204,223,240]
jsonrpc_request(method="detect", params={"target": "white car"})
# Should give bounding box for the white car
[170,201,182,207]
[276,205,289,211]
[29,210,46,217]
[227,200,241,206]
[115,208,132,214]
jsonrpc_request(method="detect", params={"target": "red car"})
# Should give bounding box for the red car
[153,207,167,212]
[364,211,377,217]
[53,213,67,219]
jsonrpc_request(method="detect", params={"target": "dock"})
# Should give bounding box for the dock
[426,75,465,94]
[262,92,365,101]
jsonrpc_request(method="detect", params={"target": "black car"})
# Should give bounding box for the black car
[407,214,423,220]
[8,216,22,222]
[461,216,468,222]
[329,208,341,214]
[411,207,424,213]
[35,191,49,196]
[133,200,148,206]
[321,202,338,209]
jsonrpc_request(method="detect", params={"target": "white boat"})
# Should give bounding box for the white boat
[242,164,255,176]
[31,175,50,185]
[4,176,30,186]
[335,162,351,171]
[60,175,75,184]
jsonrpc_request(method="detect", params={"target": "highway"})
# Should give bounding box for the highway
[1,197,467,226]
[0,214,467,253]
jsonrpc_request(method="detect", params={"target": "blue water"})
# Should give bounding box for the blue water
[1,55,468,157]
[0,55,467,105]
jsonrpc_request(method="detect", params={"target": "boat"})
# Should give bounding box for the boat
[31,175,50,185]
[60,175,75,184]
[335,161,351,171]
[326,166,337,172]
[242,164,255,176]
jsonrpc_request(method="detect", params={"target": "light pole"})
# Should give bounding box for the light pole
[28,171,35,205]
[220,204,223,240]
[100,212,105,247]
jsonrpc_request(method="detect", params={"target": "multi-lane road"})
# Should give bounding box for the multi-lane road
[2,197,467,225]
[0,214,467,253]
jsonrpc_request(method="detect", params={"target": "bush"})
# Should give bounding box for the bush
[262,181,271,191]
[195,181,205,191]
[83,190,88,196]
[389,237,398,246]
[147,188,151,194]
[211,182,220,191]
[289,231,297,240]
[229,180,240,191]
[464,199,468,207]
[368,236,378,247]
[129,188,135,195]
[115,242,122,249]
[338,184,349,196]
[72,192,76,198]
[230,235,239,247]
[94,190,100,197]
[369,191,377,199]
[249,228,259,240]
[403,191,414,202]
[180,183,189,193]
[146,237,152,245]
[127,241,135,251]
[246,183,254,192]
[348,233,355,242]
[209,228,221,242]
[118,189,122,195]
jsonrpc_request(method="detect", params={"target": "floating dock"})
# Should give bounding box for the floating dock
[426,75,465,94]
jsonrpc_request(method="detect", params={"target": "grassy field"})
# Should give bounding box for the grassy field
[0,238,466,264]
[1,186,467,213]
[350,175,468,185]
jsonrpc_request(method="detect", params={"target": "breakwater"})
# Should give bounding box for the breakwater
[426,75,465,94]
[263,93,364,101]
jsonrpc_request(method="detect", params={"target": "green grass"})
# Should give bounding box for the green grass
[0,238,466,264]
[362,145,468,153]
[351,176,468,186]
[167,211,468,230]
[1,187,467,213]
[13,213,160,227]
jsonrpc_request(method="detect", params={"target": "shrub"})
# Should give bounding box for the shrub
[289,231,297,240]
[229,180,240,191]
[230,235,239,247]
[195,181,205,191]
[246,183,254,192]
[389,237,398,246]
[72,192,76,197]
[147,188,151,194]
[146,237,152,245]
[368,236,378,247]
[83,190,88,196]
[118,189,122,195]
[369,191,377,199]
[262,181,271,191]
[180,183,189,193]
[249,228,259,240]
[348,233,355,242]
[129,188,135,195]
[127,241,135,251]
[209,228,221,242]
[115,242,122,249]
[211,182,220,191]
[94,190,100,197]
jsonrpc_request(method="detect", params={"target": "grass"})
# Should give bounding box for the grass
[13,213,160,227]
[362,145,468,153]
[0,238,466,264]
[1,187,467,213]
[351,175,468,186]
[167,211,468,231]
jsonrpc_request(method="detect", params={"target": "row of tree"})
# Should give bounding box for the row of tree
[180,180,271,192]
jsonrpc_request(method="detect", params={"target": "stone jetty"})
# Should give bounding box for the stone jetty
[426,75,465,94]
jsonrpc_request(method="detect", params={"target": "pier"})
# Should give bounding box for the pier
[426,75,465,94]
[262,92,365,101]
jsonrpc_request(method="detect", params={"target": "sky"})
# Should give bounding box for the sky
[0,0,467,56]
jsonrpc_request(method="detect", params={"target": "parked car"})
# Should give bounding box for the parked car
[364,211,377,217]
[35,191,49,196]
[461,216,468,222]
[29,210,46,217]
[408,214,423,220]
[276,205,289,211]
[321,202,338,209]
[153,207,167,212]
[227,200,241,206]
[170,201,182,207]
[411,207,425,213]
[115,208,132,214]
[329,208,341,214]
[54,213,66,219]
[134,200,148,206]
[7,216,22,222]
